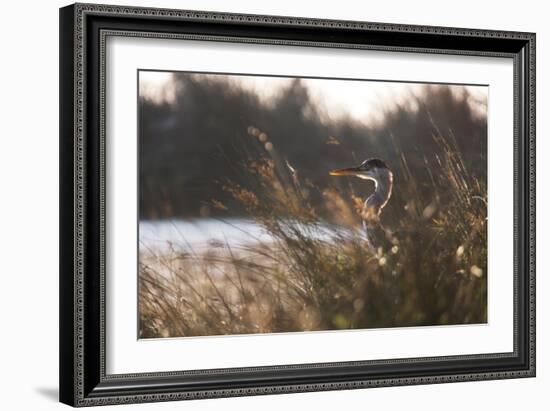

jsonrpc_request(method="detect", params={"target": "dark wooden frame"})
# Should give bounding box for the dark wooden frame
[60,3,536,407]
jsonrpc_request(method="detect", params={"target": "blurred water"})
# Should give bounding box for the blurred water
[139,218,274,252]
[139,218,357,253]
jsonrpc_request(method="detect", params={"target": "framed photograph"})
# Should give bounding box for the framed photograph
[59,3,535,407]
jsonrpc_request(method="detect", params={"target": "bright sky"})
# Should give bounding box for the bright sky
[139,71,487,124]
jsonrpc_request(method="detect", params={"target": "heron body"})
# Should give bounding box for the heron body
[330,158,393,248]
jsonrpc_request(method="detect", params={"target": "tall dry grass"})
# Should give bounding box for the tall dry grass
[139,125,487,338]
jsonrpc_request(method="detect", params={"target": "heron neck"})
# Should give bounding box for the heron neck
[373,171,393,205]
[363,170,393,220]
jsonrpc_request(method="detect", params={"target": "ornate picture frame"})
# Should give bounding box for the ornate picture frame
[59,3,535,407]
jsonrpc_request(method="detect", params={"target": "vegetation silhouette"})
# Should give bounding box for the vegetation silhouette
[139,74,486,221]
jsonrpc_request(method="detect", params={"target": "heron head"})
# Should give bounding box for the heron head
[330,158,390,181]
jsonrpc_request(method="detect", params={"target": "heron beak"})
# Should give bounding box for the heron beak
[329,166,361,176]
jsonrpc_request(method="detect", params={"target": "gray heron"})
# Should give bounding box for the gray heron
[330,158,393,248]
